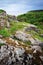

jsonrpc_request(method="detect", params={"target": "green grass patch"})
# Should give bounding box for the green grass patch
[10,22,28,34]
[0,28,10,37]
[24,41,31,45]
[0,43,5,46]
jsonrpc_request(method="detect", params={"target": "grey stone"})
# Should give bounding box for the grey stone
[15,31,31,42]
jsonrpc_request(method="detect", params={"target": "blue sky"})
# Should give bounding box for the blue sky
[0,0,43,15]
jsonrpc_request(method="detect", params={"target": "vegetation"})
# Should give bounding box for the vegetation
[17,10,43,29]
[27,30,43,42]
[0,43,5,46]
[0,9,6,13]
[0,9,43,45]
[10,22,28,34]
[0,28,10,37]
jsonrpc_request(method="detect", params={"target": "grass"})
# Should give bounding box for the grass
[10,22,29,34]
[0,20,43,44]
[24,41,31,45]
[0,21,29,37]
[0,43,5,46]
[17,10,43,29]
[27,30,43,42]
[0,28,10,37]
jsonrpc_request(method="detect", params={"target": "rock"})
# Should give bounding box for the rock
[40,34,43,37]
[40,56,43,62]
[0,17,10,28]
[14,47,25,56]
[8,15,17,22]
[6,21,10,28]
[32,46,42,55]
[15,31,31,42]
[31,38,43,46]
[0,44,43,65]
[31,46,42,51]
[32,46,43,65]
[0,10,7,17]
[0,10,9,29]
[0,39,6,44]
[39,42,43,48]
[24,24,39,32]
[15,31,43,46]
[33,38,43,48]
[0,35,3,38]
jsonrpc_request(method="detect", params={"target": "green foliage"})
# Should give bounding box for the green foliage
[0,28,10,37]
[0,9,5,13]
[17,10,43,29]
[10,22,28,34]
[24,41,31,45]
[0,43,5,46]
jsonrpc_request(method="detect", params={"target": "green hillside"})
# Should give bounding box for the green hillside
[0,9,6,13]
[17,10,43,29]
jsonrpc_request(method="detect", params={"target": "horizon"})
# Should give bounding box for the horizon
[0,0,43,16]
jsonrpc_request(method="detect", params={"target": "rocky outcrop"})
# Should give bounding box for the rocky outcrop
[15,31,31,42]
[0,40,43,65]
[0,9,17,29]
[0,10,7,17]
[24,24,39,33]
[0,9,43,65]
[0,10,10,28]
[7,15,17,22]
[14,31,43,47]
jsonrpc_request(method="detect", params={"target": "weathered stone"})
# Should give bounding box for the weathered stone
[24,24,38,32]
[31,46,42,52]
[0,38,43,65]
[8,15,17,22]
[0,35,3,38]
[15,31,31,42]
[0,39,6,44]
[40,34,43,37]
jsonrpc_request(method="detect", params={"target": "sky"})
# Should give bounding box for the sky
[0,0,43,16]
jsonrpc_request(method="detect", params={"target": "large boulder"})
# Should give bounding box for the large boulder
[0,43,43,65]
[0,12,10,28]
[31,46,42,53]
[15,31,31,42]
[14,47,25,56]
[39,42,43,48]
[24,24,39,32]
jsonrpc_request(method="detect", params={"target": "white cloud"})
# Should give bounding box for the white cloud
[0,3,29,15]
[1,0,42,15]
